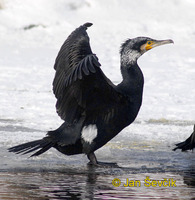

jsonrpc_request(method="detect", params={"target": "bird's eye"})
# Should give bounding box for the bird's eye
[147,41,151,45]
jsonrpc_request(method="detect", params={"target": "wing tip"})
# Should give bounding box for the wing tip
[83,22,93,29]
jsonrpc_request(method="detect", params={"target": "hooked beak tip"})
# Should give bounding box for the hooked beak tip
[168,39,174,44]
[159,39,174,45]
[151,39,174,49]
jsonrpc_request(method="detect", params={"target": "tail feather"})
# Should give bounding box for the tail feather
[173,125,195,151]
[173,139,192,151]
[8,138,54,157]
[30,142,53,157]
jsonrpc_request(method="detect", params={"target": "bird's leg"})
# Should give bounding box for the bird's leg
[87,152,98,165]
[87,152,119,168]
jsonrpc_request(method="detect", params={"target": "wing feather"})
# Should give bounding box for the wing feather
[53,23,128,125]
[82,58,90,75]
[88,56,96,73]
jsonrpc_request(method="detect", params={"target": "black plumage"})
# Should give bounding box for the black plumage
[173,125,195,151]
[8,23,173,165]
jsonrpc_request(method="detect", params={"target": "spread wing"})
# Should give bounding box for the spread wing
[53,23,128,125]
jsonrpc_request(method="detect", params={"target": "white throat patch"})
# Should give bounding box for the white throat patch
[81,125,98,144]
[121,49,141,66]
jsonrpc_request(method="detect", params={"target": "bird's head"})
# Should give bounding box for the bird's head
[120,37,173,65]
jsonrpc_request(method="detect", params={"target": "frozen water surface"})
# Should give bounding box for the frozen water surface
[0,0,195,199]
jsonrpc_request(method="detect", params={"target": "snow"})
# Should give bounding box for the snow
[0,0,195,148]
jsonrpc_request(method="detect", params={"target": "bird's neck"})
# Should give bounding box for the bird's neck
[121,49,141,66]
[118,59,144,99]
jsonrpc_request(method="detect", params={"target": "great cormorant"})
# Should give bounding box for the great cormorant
[173,124,195,151]
[8,23,173,165]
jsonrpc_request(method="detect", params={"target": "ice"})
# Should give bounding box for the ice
[0,0,195,153]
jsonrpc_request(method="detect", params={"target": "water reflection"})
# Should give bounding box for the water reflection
[0,166,103,199]
[183,168,195,187]
[0,164,195,199]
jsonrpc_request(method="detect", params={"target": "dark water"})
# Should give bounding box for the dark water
[1,120,195,199]
[1,165,195,199]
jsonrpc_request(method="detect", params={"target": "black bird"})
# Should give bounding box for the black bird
[173,125,195,151]
[8,23,173,165]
